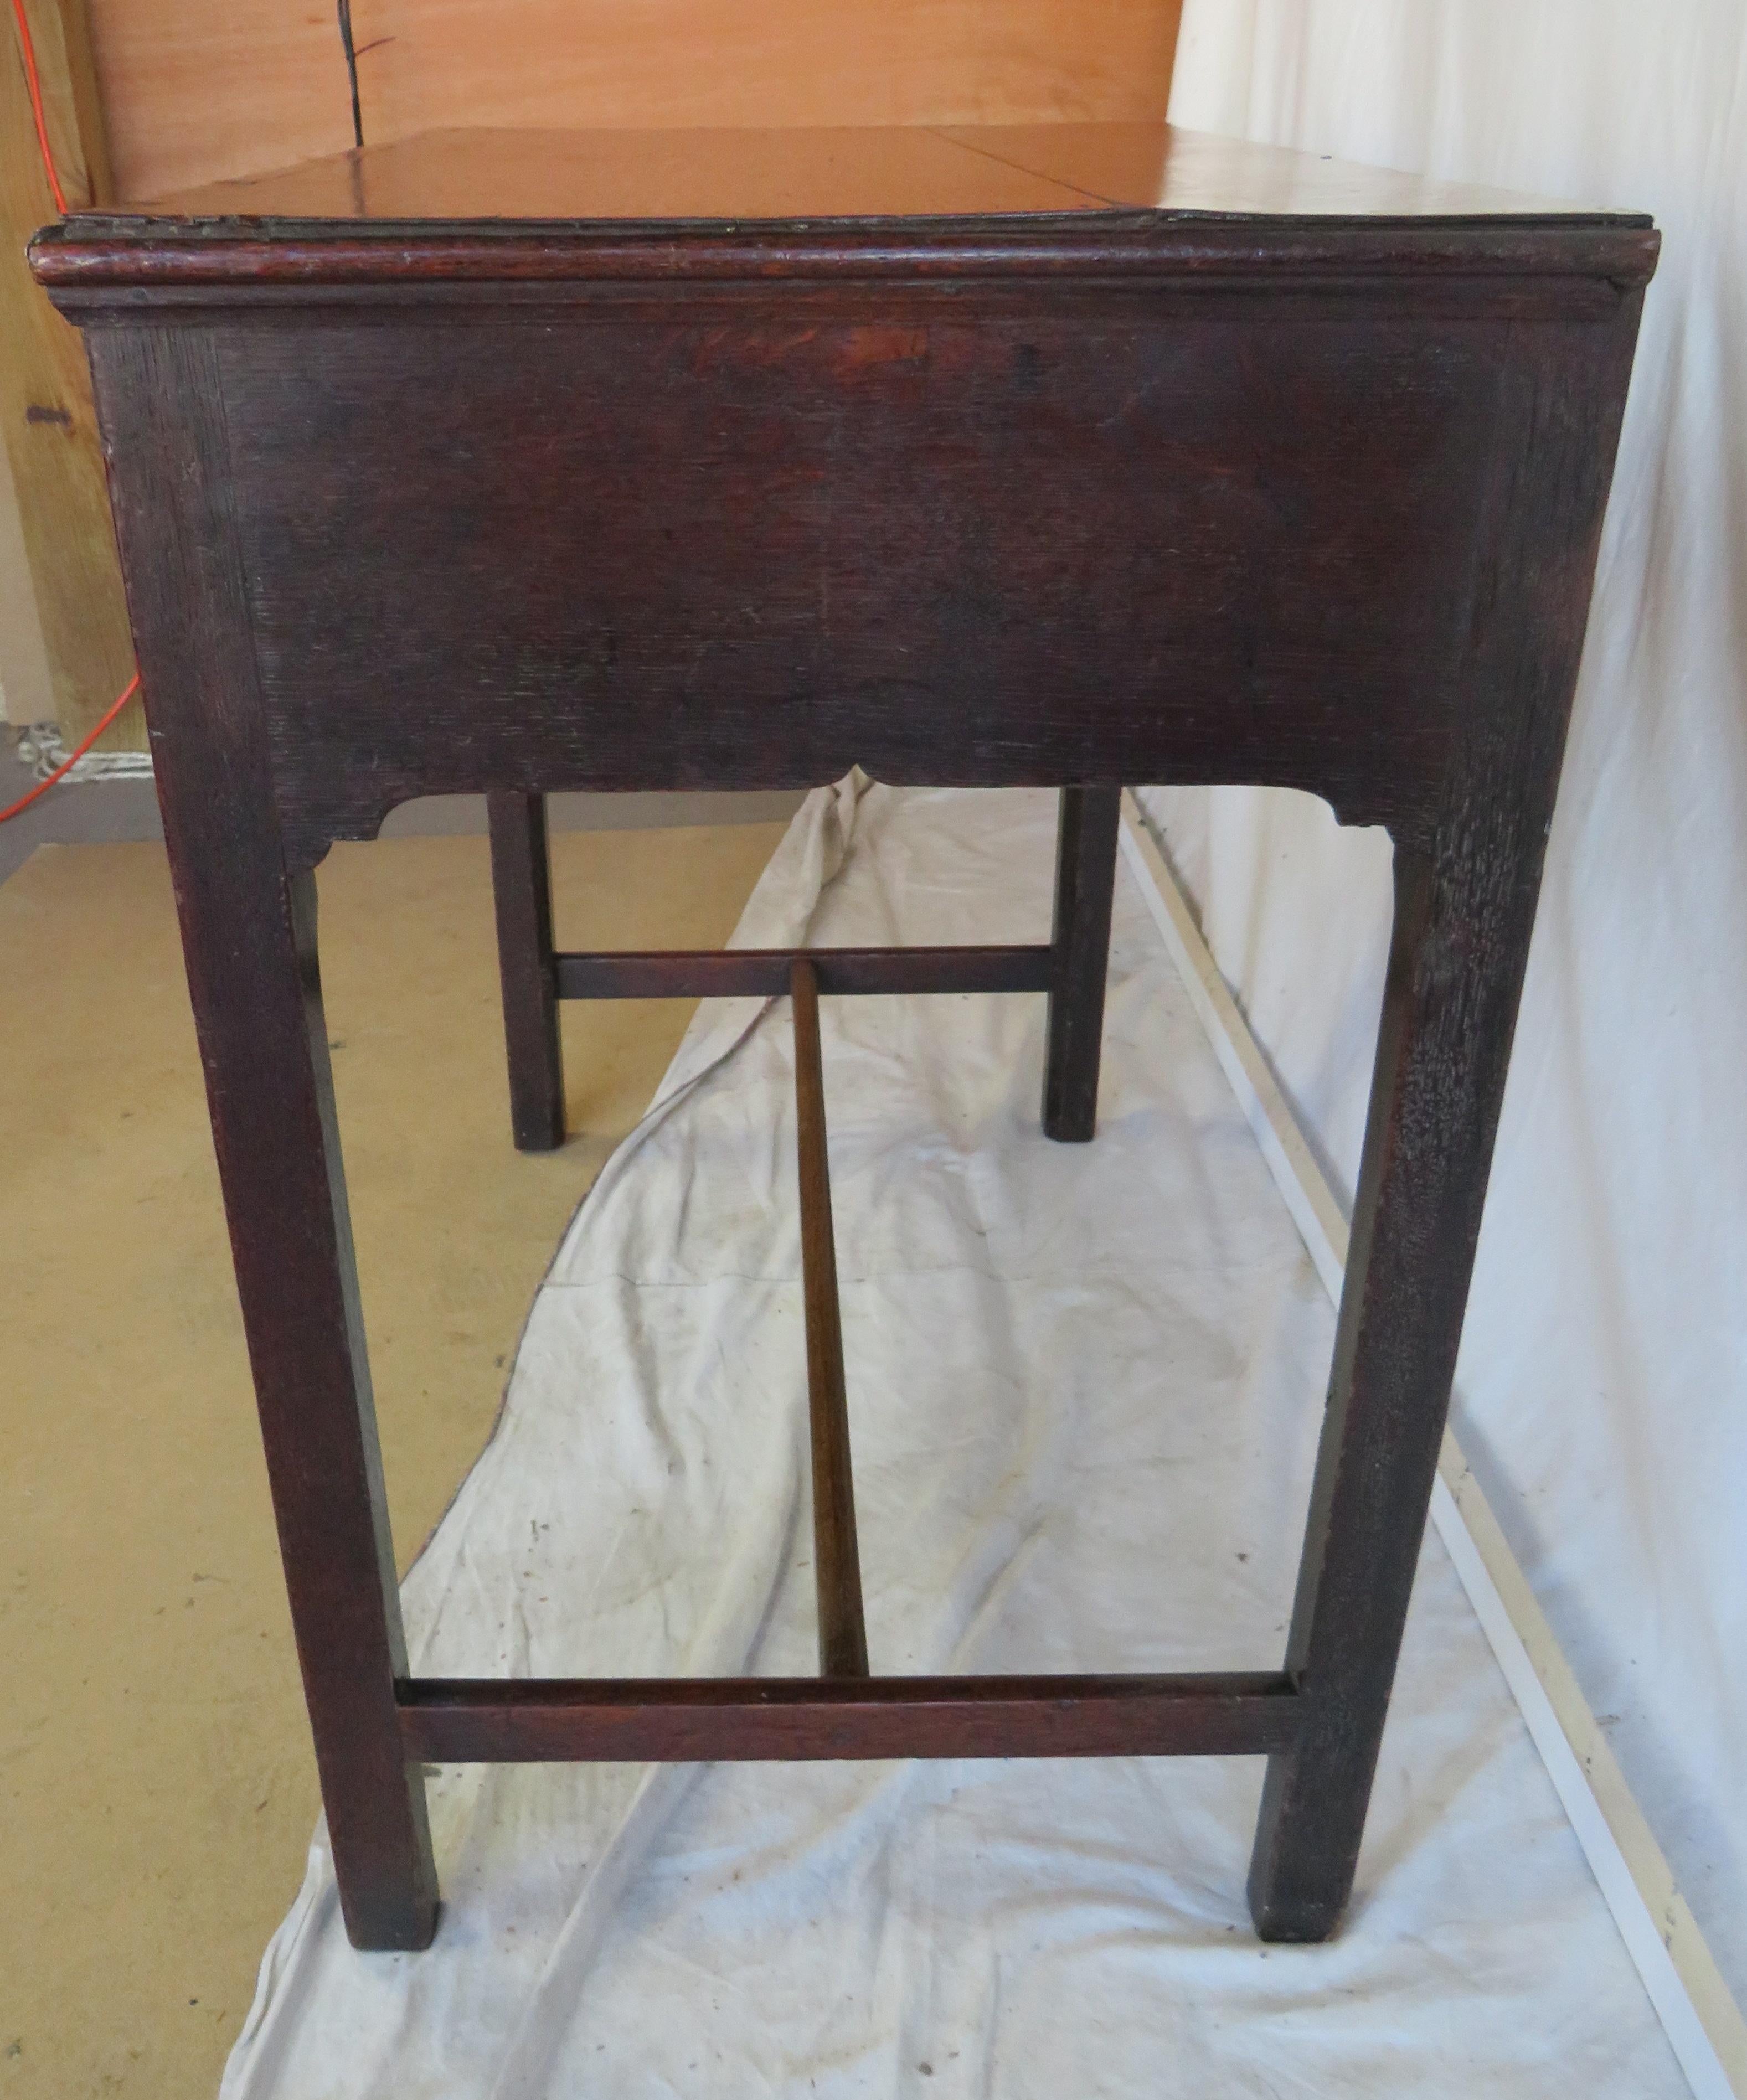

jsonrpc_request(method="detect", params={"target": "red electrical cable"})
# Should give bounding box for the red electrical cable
[0,674,140,823]
[7,0,144,806]
[9,0,69,214]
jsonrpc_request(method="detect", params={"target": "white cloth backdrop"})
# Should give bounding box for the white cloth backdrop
[1156,0,1747,2003]
[223,782,1687,2097]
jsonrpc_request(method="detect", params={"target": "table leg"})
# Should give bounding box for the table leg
[487,791,566,1151]
[153,853,441,1948]
[89,327,440,1949]
[219,871,441,1946]
[1248,842,1539,1939]
[1240,314,1641,1936]
[1042,785,1121,1142]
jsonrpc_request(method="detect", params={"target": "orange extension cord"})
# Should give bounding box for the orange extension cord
[0,675,140,822]
[3,0,141,822]
[9,0,66,213]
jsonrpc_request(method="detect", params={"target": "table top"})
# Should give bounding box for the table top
[32,123,1655,308]
[94,123,1602,226]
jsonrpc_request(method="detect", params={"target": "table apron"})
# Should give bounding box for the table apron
[99,306,1565,863]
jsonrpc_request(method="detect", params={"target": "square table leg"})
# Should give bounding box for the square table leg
[1244,851,1470,1939]
[1249,834,1547,1937]
[487,790,566,1152]
[1043,785,1122,1142]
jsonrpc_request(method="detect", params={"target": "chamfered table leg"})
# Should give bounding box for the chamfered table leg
[1249,798,1575,1936]
[1250,839,1551,1938]
[94,327,440,1951]
[487,790,566,1152]
[166,855,441,1949]
[1042,785,1121,1142]
[1246,321,1637,1939]
[282,872,441,1946]
[1245,854,1462,1939]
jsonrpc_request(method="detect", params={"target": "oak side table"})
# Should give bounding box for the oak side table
[31,123,1656,1954]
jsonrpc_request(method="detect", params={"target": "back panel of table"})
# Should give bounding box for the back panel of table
[193,298,1521,863]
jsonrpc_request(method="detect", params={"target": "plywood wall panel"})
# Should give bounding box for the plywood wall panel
[4,0,140,746]
[86,4,357,207]
[87,0,1181,203]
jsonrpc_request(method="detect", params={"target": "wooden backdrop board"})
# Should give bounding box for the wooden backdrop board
[83,0,1183,204]
[1,0,139,749]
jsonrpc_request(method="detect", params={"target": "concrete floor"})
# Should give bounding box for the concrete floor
[0,792,791,2094]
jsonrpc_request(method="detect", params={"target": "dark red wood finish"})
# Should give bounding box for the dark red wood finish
[75,324,441,1953]
[398,1671,1301,1763]
[34,125,1654,1954]
[1249,302,1649,1937]
[58,290,1587,871]
[553,942,1054,999]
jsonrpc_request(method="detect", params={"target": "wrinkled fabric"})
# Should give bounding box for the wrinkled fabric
[1158,0,1747,1999]
[221,784,1682,2099]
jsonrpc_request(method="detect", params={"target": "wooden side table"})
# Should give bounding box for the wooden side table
[32,123,1655,1954]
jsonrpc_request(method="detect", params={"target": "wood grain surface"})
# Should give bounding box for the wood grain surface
[1246,301,1648,1941]
[44,153,1656,1948]
[83,2,1183,204]
[398,1671,1301,1762]
[90,324,440,1951]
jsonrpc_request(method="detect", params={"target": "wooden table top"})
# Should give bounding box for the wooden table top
[87,122,1601,226]
[32,121,1654,310]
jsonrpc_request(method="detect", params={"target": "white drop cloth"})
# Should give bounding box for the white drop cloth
[221,783,1683,2098]
[1159,0,1747,1996]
